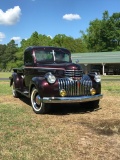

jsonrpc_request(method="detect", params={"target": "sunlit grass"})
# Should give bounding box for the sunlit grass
[102,81,120,96]
[0,72,12,78]
[101,75,120,79]
[0,82,11,95]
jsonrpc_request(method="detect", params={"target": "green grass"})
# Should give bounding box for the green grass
[102,81,120,95]
[0,72,12,78]
[101,75,120,79]
[0,82,11,95]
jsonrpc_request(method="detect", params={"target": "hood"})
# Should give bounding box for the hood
[37,62,82,71]
[33,62,83,78]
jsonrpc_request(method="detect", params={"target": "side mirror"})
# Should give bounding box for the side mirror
[75,59,79,64]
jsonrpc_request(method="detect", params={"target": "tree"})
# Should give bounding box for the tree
[52,34,66,47]
[74,38,88,53]
[0,44,7,70]
[38,34,52,46]
[30,31,39,46]
[2,40,18,70]
[81,11,120,52]
[81,19,103,52]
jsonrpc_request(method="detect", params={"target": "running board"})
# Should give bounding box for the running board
[16,89,30,98]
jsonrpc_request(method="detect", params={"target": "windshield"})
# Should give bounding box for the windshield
[34,49,70,63]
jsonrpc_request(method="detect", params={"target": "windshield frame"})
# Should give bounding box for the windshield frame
[33,48,71,64]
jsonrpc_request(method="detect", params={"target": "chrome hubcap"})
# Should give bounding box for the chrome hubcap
[35,95,41,105]
[31,89,42,111]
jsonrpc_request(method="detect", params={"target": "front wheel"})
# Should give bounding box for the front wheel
[85,100,100,109]
[31,88,50,114]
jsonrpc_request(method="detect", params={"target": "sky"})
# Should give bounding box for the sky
[0,0,120,46]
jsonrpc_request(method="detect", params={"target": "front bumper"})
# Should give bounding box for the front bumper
[42,94,103,103]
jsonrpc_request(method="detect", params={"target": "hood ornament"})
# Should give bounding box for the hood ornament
[67,77,74,81]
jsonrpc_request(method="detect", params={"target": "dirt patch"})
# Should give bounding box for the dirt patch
[0,81,9,84]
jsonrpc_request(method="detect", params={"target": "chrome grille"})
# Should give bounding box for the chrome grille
[58,78,92,96]
[65,70,83,77]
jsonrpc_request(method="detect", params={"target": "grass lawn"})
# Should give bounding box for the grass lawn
[0,81,120,160]
[0,82,11,95]
[0,72,12,78]
[101,75,120,79]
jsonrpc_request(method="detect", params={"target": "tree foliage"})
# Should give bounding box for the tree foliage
[81,11,120,52]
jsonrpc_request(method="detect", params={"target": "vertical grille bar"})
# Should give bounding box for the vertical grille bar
[58,78,92,96]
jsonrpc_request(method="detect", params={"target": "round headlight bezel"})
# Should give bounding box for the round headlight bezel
[94,74,101,82]
[45,72,56,84]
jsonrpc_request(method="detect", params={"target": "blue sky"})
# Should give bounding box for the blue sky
[0,0,120,45]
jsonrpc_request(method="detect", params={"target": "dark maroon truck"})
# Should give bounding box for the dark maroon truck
[10,46,103,114]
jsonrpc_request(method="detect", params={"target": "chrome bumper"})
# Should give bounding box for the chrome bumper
[42,94,103,103]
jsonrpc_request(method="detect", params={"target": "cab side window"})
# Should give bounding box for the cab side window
[24,51,33,66]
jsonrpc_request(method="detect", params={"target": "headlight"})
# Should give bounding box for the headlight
[94,74,101,82]
[45,72,56,84]
[60,89,67,97]
[90,88,96,95]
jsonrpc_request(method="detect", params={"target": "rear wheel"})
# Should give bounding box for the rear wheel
[31,88,50,114]
[12,82,21,98]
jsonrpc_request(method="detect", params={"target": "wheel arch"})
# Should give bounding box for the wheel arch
[10,72,18,87]
[30,84,36,95]
[29,77,44,97]
[9,75,13,86]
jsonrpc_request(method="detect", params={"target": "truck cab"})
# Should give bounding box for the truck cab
[10,46,103,114]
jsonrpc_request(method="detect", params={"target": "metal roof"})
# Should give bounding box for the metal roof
[71,51,120,64]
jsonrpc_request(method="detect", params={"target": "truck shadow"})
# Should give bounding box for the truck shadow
[19,97,101,115]
[49,103,101,115]
[19,97,31,106]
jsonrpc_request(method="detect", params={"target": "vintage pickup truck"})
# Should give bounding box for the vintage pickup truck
[10,46,103,114]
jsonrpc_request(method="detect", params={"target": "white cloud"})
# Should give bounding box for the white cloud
[0,6,21,25]
[63,14,81,21]
[24,38,28,40]
[0,32,5,41]
[11,36,21,42]
[47,35,53,39]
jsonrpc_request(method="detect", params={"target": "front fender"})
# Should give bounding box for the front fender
[29,77,45,97]
[29,77,59,98]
